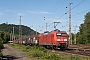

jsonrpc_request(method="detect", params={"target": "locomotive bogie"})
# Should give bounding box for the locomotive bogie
[57,44,68,50]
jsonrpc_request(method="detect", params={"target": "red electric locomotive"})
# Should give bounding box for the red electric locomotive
[38,29,68,50]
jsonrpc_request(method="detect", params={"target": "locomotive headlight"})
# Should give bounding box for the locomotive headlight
[29,38,30,40]
[64,39,67,41]
[57,39,60,41]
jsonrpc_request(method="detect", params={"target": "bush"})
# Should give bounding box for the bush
[0,50,2,58]
[0,38,3,59]
[0,38,4,49]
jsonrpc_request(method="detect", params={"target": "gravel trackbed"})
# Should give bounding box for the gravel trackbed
[1,44,34,60]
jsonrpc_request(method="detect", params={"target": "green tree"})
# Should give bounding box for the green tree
[0,38,3,49]
[0,32,4,57]
[77,12,90,44]
[0,23,39,36]
[4,32,10,43]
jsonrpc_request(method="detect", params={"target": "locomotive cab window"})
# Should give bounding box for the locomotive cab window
[56,33,61,38]
[56,34,61,36]
[56,33,67,37]
[61,34,67,37]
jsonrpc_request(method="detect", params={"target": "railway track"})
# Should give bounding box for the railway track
[66,48,90,56]
[50,48,90,57]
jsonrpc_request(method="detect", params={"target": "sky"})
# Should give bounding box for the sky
[0,0,90,33]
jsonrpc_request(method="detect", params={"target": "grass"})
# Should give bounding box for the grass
[9,44,90,60]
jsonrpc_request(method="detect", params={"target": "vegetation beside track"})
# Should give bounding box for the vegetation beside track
[9,44,90,60]
[0,38,4,58]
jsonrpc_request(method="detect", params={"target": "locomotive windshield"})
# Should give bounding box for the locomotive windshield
[61,34,67,37]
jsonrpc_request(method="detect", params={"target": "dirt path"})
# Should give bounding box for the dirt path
[1,44,34,60]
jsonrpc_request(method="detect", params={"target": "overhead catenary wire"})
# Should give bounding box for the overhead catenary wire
[62,8,90,21]
[48,22,53,27]
[50,0,61,13]
[43,0,66,26]
[59,0,85,44]
[45,0,67,22]
[40,0,86,33]
[61,9,89,30]
[66,0,85,13]
[50,0,66,14]
[51,0,67,21]
[72,9,90,17]
[56,0,86,21]
[53,0,87,36]
[72,0,85,10]
[69,8,90,26]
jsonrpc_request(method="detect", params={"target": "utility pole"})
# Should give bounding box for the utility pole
[19,16,22,43]
[74,26,76,44]
[44,17,48,31]
[10,32,11,41]
[36,28,37,35]
[10,31,12,41]
[74,26,78,44]
[13,27,14,41]
[11,31,13,41]
[66,3,73,44]
[69,3,73,44]
[46,23,48,31]
[53,22,60,30]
